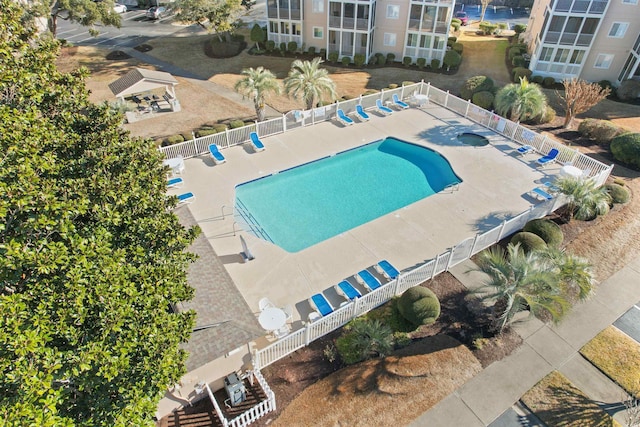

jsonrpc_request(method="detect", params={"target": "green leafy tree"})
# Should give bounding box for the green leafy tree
[495,77,547,122]
[476,244,567,332]
[0,2,197,425]
[554,176,611,221]
[174,0,243,41]
[234,67,281,121]
[24,0,122,37]
[283,57,337,110]
[250,23,265,51]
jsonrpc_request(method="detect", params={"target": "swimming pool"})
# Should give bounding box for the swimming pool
[235,137,461,252]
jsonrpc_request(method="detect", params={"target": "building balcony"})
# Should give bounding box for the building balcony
[329,17,371,30]
[266,8,301,20]
[553,0,607,14]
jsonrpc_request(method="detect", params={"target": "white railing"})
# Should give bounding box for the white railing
[205,370,276,427]
[253,196,581,370]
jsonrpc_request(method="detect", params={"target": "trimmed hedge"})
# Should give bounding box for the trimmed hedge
[513,67,532,82]
[472,91,494,109]
[578,119,626,146]
[542,77,556,87]
[328,51,339,63]
[611,133,640,169]
[354,53,366,67]
[523,219,563,247]
[452,42,463,54]
[229,120,245,129]
[616,80,640,101]
[534,105,556,125]
[397,287,440,327]
[341,56,351,66]
[605,183,630,204]
[461,75,494,100]
[510,231,547,253]
[443,50,462,70]
[417,57,427,69]
[431,58,440,69]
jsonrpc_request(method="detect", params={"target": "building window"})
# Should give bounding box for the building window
[386,5,400,19]
[312,0,324,13]
[313,27,323,38]
[383,33,397,46]
[539,47,553,61]
[622,0,638,4]
[594,53,614,69]
[608,22,628,38]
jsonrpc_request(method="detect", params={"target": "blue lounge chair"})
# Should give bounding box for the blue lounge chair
[516,145,534,156]
[355,269,382,291]
[336,109,354,126]
[208,144,226,164]
[536,148,559,167]
[167,177,183,188]
[543,181,560,193]
[249,132,265,152]
[376,99,393,115]
[335,280,362,301]
[529,187,554,201]
[177,192,195,205]
[309,293,334,316]
[375,260,400,280]
[392,94,409,109]
[355,104,370,122]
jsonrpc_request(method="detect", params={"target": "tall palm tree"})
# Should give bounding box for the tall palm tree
[234,67,280,122]
[283,57,337,110]
[494,77,547,122]
[537,246,594,301]
[475,243,568,332]
[554,176,611,221]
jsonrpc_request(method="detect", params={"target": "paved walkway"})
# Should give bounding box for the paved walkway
[409,255,640,426]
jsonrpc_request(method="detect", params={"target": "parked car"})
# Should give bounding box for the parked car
[146,6,166,19]
[113,3,127,13]
[455,11,469,26]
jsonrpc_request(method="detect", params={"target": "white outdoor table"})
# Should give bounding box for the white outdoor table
[560,165,583,178]
[412,94,429,106]
[163,156,184,175]
[258,307,286,331]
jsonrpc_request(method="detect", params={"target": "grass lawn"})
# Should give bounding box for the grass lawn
[581,326,640,398]
[271,335,481,427]
[521,371,621,427]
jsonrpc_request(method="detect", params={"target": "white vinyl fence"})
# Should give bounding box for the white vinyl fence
[158,81,612,185]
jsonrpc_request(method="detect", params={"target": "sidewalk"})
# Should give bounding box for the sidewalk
[409,256,640,426]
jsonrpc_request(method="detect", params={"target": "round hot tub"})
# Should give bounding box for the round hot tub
[457,132,490,147]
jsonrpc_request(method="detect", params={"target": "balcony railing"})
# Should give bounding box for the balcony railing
[554,0,607,13]
[266,7,301,20]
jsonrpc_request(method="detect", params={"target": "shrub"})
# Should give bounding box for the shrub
[341,56,351,66]
[354,53,366,67]
[397,287,441,327]
[368,55,377,65]
[403,56,412,67]
[213,123,228,133]
[287,41,297,53]
[451,18,461,25]
[452,42,463,54]
[416,57,427,69]
[508,46,523,60]
[479,22,498,35]
[265,40,275,52]
[376,53,387,66]
[610,133,640,169]
[616,79,640,101]
[460,75,494,100]
[195,128,217,137]
[328,51,339,63]
[320,48,326,57]
[605,183,630,204]
[386,53,395,63]
[362,89,379,96]
[513,24,527,34]
[534,105,556,124]
[402,81,416,86]
[542,76,556,87]
[472,91,494,109]
[164,134,184,145]
[443,50,462,70]
[598,80,613,92]
[448,36,458,44]
[229,120,245,129]
[307,46,316,56]
[388,83,398,89]
[512,67,532,82]
[523,219,563,247]
[497,22,508,31]
[531,75,544,84]
[578,119,625,146]
[393,332,412,349]
[451,22,461,32]
[512,55,525,68]
[510,231,547,253]
[430,58,440,69]
[279,42,286,53]
[335,318,394,365]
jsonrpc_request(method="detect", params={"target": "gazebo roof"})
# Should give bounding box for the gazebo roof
[108,68,178,98]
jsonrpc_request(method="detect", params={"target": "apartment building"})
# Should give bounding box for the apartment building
[523,0,640,84]
[266,0,454,64]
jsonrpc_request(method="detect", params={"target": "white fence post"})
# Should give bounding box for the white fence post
[444,90,449,108]
[352,298,360,319]
[465,99,471,117]
[496,220,508,242]
[511,121,519,140]
[304,324,311,346]
[393,277,401,296]
[470,234,480,256]
[445,248,455,270]
[224,128,230,147]
[282,113,287,132]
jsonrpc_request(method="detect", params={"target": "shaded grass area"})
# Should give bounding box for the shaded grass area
[271,335,481,427]
[521,371,622,427]
[581,326,640,398]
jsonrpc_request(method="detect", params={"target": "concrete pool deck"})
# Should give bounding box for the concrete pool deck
[169,104,563,333]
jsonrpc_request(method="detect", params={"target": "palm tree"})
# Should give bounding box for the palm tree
[554,176,611,221]
[537,246,594,301]
[494,77,547,122]
[283,57,337,110]
[475,243,569,332]
[234,67,280,121]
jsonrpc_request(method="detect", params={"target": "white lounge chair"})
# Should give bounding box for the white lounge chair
[376,99,393,115]
[249,132,265,152]
[516,145,534,156]
[536,148,559,167]
[177,192,195,205]
[335,280,362,302]
[375,260,400,280]
[309,293,334,316]
[167,177,183,188]
[392,94,409,109]
[355,104,370,122]
[208,143,226,165]
[355,269,382,291]
[336,109,354,126]
[529,187,554,201]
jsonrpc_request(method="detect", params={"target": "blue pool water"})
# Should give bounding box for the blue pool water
[235,137,461,252]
